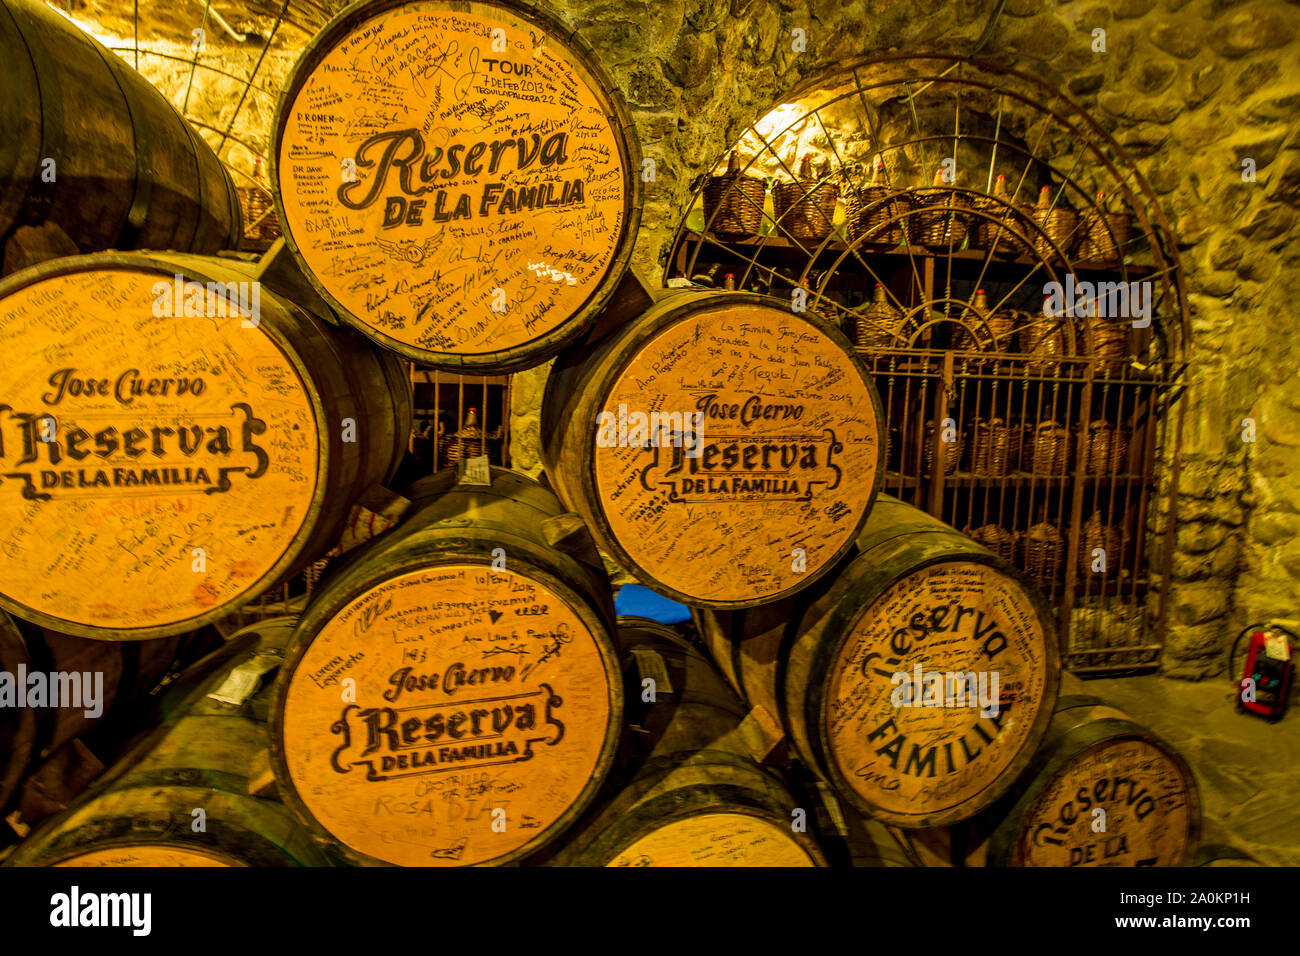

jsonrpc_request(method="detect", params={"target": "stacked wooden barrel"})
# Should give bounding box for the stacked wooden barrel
[543,618,825,866]
[0,0,240,274]
[542,287,886,608]
[893,683,1201,867]
[271,0,641,371]
[270,466,623,866]
[0,253,411,639]
[696,495,1062,829]
[5,619,332,866]
[981,693,1200,866]
[0,609,184,814]
[0,0,1213,871]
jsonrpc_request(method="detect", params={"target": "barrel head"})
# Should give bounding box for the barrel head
[50,845,242,867]
[274,553,622,866]
[606,812,819,867]
[565,294,884,608]
[803,557,1058,828]
[0,260,325,638]
[999,730,1200,867]
[273,0,641,371]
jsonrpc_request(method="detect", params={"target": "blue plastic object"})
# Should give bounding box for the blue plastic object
[614,584,692,626]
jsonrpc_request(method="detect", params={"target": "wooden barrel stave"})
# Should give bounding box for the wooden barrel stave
[699,494,1061,829]
[545,618,826,867]
[270,466,623,867]
[0,252,411,639]
[5,618,333,867]
[0,609,183,813]
[0,0,240,272]
[790,768,917,867]
[542,289,885,609]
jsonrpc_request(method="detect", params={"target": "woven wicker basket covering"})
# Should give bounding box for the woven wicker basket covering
[923,420,962,475]
[848,187,914,246]
[1027,420,1072,475]
[1023,521,1065,579]
[914,188,972,247]
[1030,186,1078,262]
[238,187,281,243]
[1087,319,1128,359]
[773,156,839,243]
[969,417,1016,475]
[968,523,1018,562]
[974,199,1036,257]
[1076,192,1132,264]
[1005,421,1026,471]
[1079,512,1121,578]
[704,151,767,239]
[439,432,501,467]
[854,284,905,349]
[438,414,500,467]
[954,295,1018,354]
[1033,206,1078,262]
[1019,312,1071,370]
[1084,420,1129,475]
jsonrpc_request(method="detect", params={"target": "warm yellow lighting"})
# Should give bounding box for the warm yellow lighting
[44,1,126,48]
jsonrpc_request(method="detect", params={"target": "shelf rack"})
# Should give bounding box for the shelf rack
[665,55,1190,675]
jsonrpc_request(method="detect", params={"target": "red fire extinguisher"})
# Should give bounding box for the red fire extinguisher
[1230,622,1295,721]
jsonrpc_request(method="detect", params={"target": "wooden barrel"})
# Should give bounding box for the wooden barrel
[0,252,412,640]
[793,771,917,867]
[542,288,885,609]
[270,465,622,866]
[886,685,1202,867]
[980,693,1201,866]
[4,618,333,866]
[545,618,826,866]
[697,494,1060,828]
[0,0,240,275]
[0,609,183,814]
[272,0,641,372]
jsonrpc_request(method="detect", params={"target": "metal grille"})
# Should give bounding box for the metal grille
[666,55,1190,674]
[408,366,512,474]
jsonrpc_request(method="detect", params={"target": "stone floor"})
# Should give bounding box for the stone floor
[1084,673,1300,866]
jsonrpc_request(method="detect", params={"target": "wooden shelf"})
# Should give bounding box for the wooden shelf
[678,230,1158,278]
[936,473,1150,487]
[411,370,510,386]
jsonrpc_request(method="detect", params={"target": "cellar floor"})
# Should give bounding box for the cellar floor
[1082,673,1300,866]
